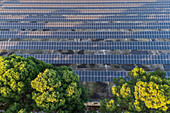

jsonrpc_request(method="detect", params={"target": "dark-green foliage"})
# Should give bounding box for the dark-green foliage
[86,110,97,113]
[5,102,21,113]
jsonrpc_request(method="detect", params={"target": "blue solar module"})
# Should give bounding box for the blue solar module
[0,31,169,39]
[3,0,170,4]
[3,0,170,1]
[1,15,170,22]
[74,71,170,81]
[2,2,170,9]
[4,1,170,4]
[74,71,128,81]
[73,70,170,81]
[3,1,170,4]
[1,22,170,29]
[16,54,170,64]
[1,9,170,15]
[0,41,169,50]
[3,6,170,10]
[165,71,170,78]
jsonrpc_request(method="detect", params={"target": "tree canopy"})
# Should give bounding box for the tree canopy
[0,54,88,113]
[31,68,88,113]
[100,66,170,113]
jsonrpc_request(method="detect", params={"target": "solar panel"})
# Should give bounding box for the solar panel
[1,22,170,29]
[16,54,170,64]
[0,41,169,50]
[0,31,169,39]
[74,71,128,81]
[3,0,170,4]
[1,9,170,15]
[2,1,170,4]
[2,0,168,3]
[2,3,170,9]
[4,1,170,4]
[74,71,170,81]
[1,15,170,22]
[11,0,170,3]
[3,7,170,10]
[1,0,170,83]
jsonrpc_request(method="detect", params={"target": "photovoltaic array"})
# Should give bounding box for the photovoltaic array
[16,54,170,64]
[0,31,170,39]
[74,71,170,81]
[0,0,170,81]
[1,15,170,22]
[0,41,169,50]
[1,22,170,29]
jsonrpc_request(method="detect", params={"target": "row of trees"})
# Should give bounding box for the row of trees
[0,55,169,112]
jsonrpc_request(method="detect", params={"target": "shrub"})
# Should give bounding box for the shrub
[5,102,23,113]
[86,110,97,113]
[99,66,170,113]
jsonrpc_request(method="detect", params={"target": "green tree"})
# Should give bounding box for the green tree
[0,54,88,112]
[0,54,53,111]
[100,66,170,113]
[31,67,88,113]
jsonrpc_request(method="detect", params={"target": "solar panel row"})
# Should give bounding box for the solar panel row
[0,41,169,50]
[3,2,170,4]
[74,71,170,81]
[2,0,170,2]
[3,6,170,9]
[1,15,170,22]
[75,71,128,81]
[1,22,170,29]
[2,3,170,6]
[1,9,170,15]
[1,31,169,39]
[2,2,170,8]
[17,54,170,64]
[3,0,170,4]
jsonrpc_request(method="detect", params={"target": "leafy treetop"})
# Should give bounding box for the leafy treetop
[100,66,170,113]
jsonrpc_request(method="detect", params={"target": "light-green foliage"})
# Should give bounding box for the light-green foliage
[31,67,88,113]
[99,66,170,113]
[18,109,27,113]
